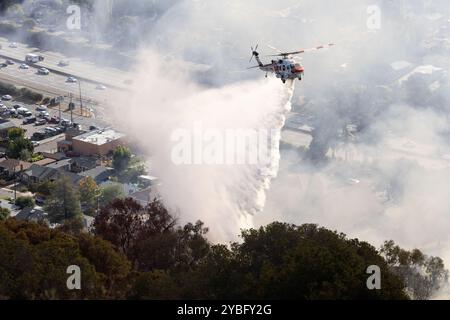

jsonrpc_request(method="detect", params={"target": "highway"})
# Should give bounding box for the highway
[0,37,131,90]
[0,37,136,120]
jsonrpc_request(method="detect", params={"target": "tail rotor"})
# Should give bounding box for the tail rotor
[249,44,259,63]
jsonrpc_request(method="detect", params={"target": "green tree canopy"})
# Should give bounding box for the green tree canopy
[0,207,10,221]
[0,219,130,299]
[15,196,34,209]
[44,176,82,224]
[6,128,33,160]
[99,183,125,207]
[112,146,132,174]
[79,176,100,216]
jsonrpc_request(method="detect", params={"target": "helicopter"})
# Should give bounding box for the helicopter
[248,43,335,83]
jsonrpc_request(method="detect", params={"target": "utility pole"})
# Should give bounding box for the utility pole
[58,97,62,124]
[69,93,73,123]
[78,80,83,117]
[13,164,16,203]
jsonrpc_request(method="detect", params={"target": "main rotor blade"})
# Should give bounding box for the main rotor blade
[280,43,335,56]
[267,44,282,53]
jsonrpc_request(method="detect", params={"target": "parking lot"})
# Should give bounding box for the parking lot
[1,96,108,152]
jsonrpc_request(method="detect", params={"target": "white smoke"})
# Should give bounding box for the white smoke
[112,50,293,241]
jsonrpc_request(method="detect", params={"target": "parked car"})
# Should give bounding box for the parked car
[1,95,12,101]
[36,105,47,111]
[61,119,72,127]
[13,104,22,109]
[35,119,46,126]
[45,127,57,134]
[49,116,59,124]
[5,60,14,65]
[23,116,36,125]
[17,107,29,115]
[9,42,18,48]
[32,132,46,140]
[19,63,29,69]
[36,111,50,118]
[35,196,45,206]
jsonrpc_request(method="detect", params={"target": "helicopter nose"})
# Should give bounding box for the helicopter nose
[293,66,305,73]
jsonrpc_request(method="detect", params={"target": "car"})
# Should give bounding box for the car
[17,107,29,114]
[38,68,50,75]
[5,60,14,65]
[23,117,36,125]
[1,95,12,101]
[32,132,46,140]
[49,116,60,124]
[58,60,70,67]
[35,119,46,126]
[36,111,50,118]
[0,63,7,68]
[23,111,33,117]
[96,84,106,90]
[19,63,29,69]
[89,125,99,131]
[36,105,47,111]
[9,42,18,48]
[66,76,77,83]
[53,126,64,134]
[0,106,8,113]
[35,195,45,205]
[61,119,72,127]
[13,104,22,109]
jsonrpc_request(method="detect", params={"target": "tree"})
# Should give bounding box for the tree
[190,223,409,300]
[0,219,130,299]
[381,240,449,299]
[6,128,33,160]
[45,176,82,224]
[94,198,209,273]
[15,196,35,209]
[79,176,99,216]
[99,183,125,207]
[0,207,10,221]
[112,146,131,174]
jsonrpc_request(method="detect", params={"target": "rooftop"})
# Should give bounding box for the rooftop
[73,129,125,146]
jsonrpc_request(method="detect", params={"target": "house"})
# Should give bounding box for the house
[70,156,99,173]
[0,119,18,143]
[45,158,72,171]
[79,166,113,184]
[34,158,57,166]
[21,164,83,185]
[0,159,32,178]
[71,129,126,156]
[15,207,48,222]
[129,187,155,206]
